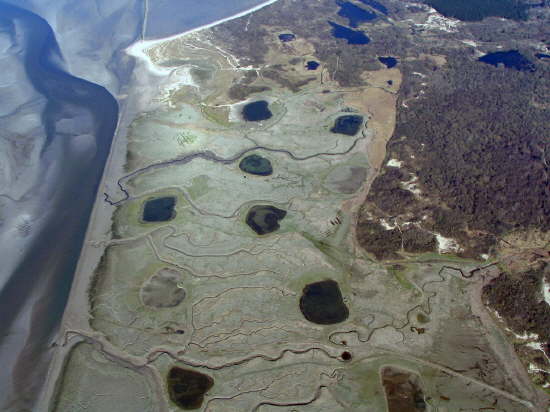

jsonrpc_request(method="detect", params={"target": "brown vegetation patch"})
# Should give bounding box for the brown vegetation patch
[381,367,426,411]
[482,264,550,343]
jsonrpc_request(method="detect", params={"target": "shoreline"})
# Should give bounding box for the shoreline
[36,3,282,409]
[126,0,280,75]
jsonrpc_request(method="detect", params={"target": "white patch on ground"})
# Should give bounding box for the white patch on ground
[161,66,198,105]
[126,0,280,76]
[514,331,540,341]
[462,40,478,48]
[435,233,460,254]
[481,253,489,260]
[379,219,396,230]
[417,9,460,33]
[387,158,402,168]
[401,175,422,195]
[542,276,550,306]
[412,72,426,78]
[528,363,550,374]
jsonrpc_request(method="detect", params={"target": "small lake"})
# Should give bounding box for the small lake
[478,50,535,72]
[378,56,398,68]
[242,100,272,121]
[328,22,370,45]
[331,115,363,135]
[167,367,213,410]
[359,0,388,15]
[142,197,176,222]
[306,60,320,70]
[246,205,286,235]
[336,0,377,27]
[299,280,349,325]
[278,33,296,42]
[239,154,273,176]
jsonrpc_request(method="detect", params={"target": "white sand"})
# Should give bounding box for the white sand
[126,0,280,76]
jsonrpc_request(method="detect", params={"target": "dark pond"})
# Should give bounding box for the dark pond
[246,205,286,235]
[336,0,377,27]
[478,50,535,72]
[331,115,363,136]
[239,154,273,176]
[242,100,272,121]
[306,60,320,70]
[167,367,213,410]
[328,22,370,45]
[359,0,388,15]
[142,197,176,222]
[299,280,349,324]
[536,53,550,60]
[278,33,295,42]
[378,56,398,68]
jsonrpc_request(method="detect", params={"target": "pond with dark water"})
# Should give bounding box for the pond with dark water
[278,33,295,42]
[378,56,398,68]
[359,0,388,15]
[167,367,214,410]
[239,154,273,176]
[478,50,535,72]
[246,205,286,235]
[306,61,320,70]
[242,100,272,121]
[331,115,363,136]
[142,197,176,222]
[336,0,377,27]
[328,22,370,45]
[299,280,349,324]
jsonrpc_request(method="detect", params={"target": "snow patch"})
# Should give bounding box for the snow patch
[401,175,422,195]
[435,233,460,254]
[542,276,550,307]
[417,9,460,33]
[387,158,402,168]
[380,219,396,230]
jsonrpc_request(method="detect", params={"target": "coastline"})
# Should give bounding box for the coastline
[126,0,281,75]
[36,2,281,409]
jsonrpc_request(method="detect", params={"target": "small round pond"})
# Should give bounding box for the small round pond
[239,154,273,176]
[299,280,349,325]
[167,367,213,410]
[242,100,272,122]
[306,61,320,70]
[278,33,295,42]
[142,196,176,222]
[245,205,286,235]
[330,115,363,136]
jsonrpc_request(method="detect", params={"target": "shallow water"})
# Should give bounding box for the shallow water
[246,205,287,235]
[0,3,119,410]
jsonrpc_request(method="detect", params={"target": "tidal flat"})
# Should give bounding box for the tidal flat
[47,0,550,410]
